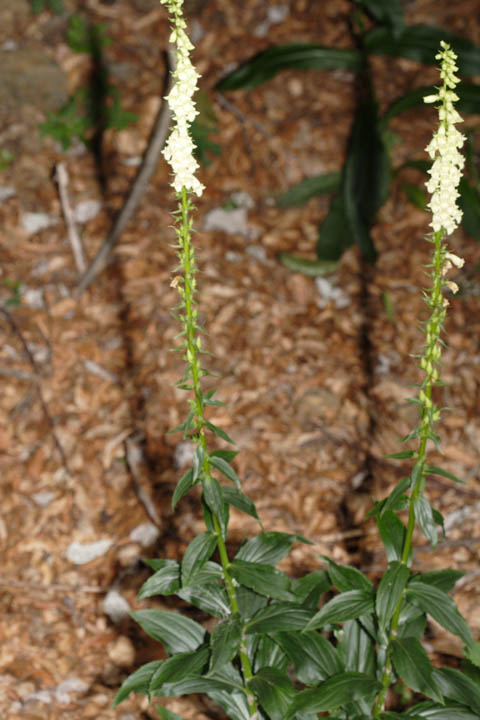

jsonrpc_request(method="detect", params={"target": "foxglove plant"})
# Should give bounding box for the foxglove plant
[114,11,479,718]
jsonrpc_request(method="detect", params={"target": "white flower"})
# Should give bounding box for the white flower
[160,1,204,196]
[424,41,465,235]
[445,251,465,268]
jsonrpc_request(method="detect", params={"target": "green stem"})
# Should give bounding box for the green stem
[177,188,258,716]
[372,231,445,717]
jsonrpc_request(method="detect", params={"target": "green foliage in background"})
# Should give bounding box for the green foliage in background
[29,0,63,13]
[217,0,480,270]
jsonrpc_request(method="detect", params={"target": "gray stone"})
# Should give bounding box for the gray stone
[0,48,68,114]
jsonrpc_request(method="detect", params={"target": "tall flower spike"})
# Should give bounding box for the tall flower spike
[161,0,204,196]
[424,41,465,235]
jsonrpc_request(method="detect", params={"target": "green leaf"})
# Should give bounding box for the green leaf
[172,468,196,511]
[192,444,204,483]
[286,672,382,718]
[210,454,240,488]
[464,641,480,669]
[205,420,235,444]
[236,531,306,565]
[407,581,474,647]
[30,0,64,14]
[382,476,413,514]
[278,253,340,277]
[277,172,341,207]
[316,193,353,261]
[236,585,268,620]
[386,450,417,460]
[432,667,480,715]
[181,531,218,587]
[391,637,443,703]
[113,660,162,706]
[459,177,480,242]
[291,570,331,608]
[66,15,111,54]
[157,708,187,720]
[217,44,363,91]
[209,616,243,673]
[150,648,209,693]
[246,603,313,634]
[365,26,480,76]
[177,582,231,619]
[254,635,289,673]
[138,560,180,599]
[414,495,438,547]
[376,562,410,633]
[229,560,292,601]
[342,619,376,674]
[159,672,244,697]
[211,448,238,463]
[377,509,407,563]
[305,589,374,630]
[202,476,226,534]
[408,703,480,719]
[425,465,465,485]
[415,569,464,594]
[403,183,428,211]
[221,485,262,526]
[249,667,294,720]
[274,630,342,685]
[323,558,374,593]
[342,86,390,263]
[355,0,404,36]
[397,600,427,640]
[130,610,205,654]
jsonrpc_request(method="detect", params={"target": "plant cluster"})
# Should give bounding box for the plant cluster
[217,0,480,274]
[113,5,480,719]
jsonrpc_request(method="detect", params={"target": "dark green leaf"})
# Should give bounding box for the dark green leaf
[291,570,331,608]
[217,44,363,91]
[391,637,443,702]
[254,635,289,673]
[249,667,294,720]
[160,673,244,697]
[407,581,474,647]
[209,454,240,488]
[113,660,162,706]
[405,702,480,719]
[211,448,238,463]
[205,420,235,444]
[190,560,223,585]
[181,531,218,587]
[130,610,205,654]
[355,0,404,36]
[432,667,480,715]
[236,585,268,620]
[31,0,64,13]
[323,558,374,593]
[172,468,196,511]
[316,193,353,261]
[414,495,438,547]
[464,641,480,670]
[138,560,180,599]
[386,450,417,460]
[202,476,226,534]
[305,589,374,630]
[221,485,262,526]
[275,630,342,684]
[425,465,465,485]
[376,562,410,632]
[459,177,480,242]
[277,172,341,207]
[382,476,412,515]
[209,616,243,673]
[403,183,428,210]
[246,603,313,634]
[286,672,382,718]
[343,619,376,674]
[150,648,209,693]
[236,531,306,565]
[66,15,111,54]
[415,569,464,594]
[278,253,339,276]
[177,582,230,619]
[193,445,204,483]
[365,26,480,76]
[229,559,292,601]
[377,509,407,563]
[157,708,187,720]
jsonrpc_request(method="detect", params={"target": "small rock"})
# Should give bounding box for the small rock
[65,539,113,565]
[22,212,58,236]
[54,678,89,705]
[103,589,131,624]
[108,636,136,667]
[174,440,195,470]
[129,522,160,547]
[23,287,45,309]
[0,186,15,202]
[74,199,101,224]
[203,207,249,237]
[315,276,350,309]
[246,245,267,261]
[32,491,55,508]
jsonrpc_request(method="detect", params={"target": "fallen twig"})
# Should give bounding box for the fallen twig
[55,162,87,273]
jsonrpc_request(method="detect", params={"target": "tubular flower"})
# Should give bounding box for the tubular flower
[424,41,465,235]
[161,0,204,196]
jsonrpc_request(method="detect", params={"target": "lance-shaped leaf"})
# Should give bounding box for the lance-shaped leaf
[210,453,241,488]
[113,660,162,706]
[235,531,308,565]
[342,619,375,674]
[323,558,374,593]
[316,192,353,261]
[254,635,289,673]
[285,672,381,718]
[291,570,331,608]
[229,559,292,601]
[217,44,363,91]
[414,569,464,594]
[158,708,188,720]
[377,509,407,563]
[246,603,313,634]
[355,0,404,37]
[365,25,480,76]
[181,531,218,587]
[203,475,226,534]
[172,468,196,511]
[385,83,480,122]
[209,615,243,673]
[376,561,410,632]
[278,253,340,277]
[150,648,209,694]
[304,589,374,631]
[407,580,474,647]
[138,559,180,599]
[391,637,443,703]
[249,667,295,720]
[130,610,205,654]
[221,485,262,527]
[432,667,480,715]
[177,582,231,619]
[274,630,342,685]
[277,171,341,207]
[414,495,438,547]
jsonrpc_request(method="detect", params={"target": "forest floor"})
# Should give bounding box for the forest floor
[1,0,480,718]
